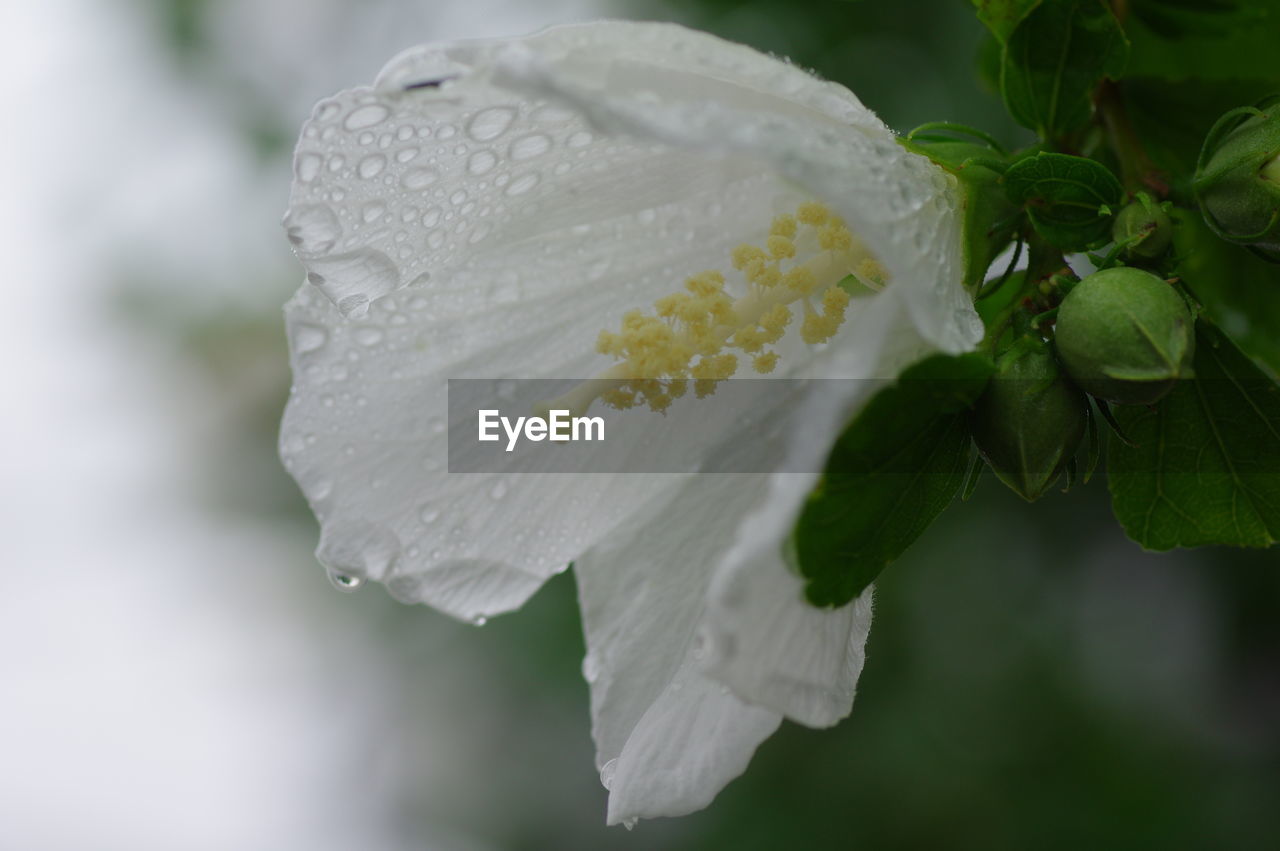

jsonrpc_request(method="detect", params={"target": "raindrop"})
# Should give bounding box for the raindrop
[582,653,600,683]
[599,758,617,790]
[567,130,593,148]
[304,247,400,316]
[316,101,341,122]
[354,327,384,346]
[296,153,322,183]
[505,173,540,196]
[327,570,364,592]
[293,323,328,354]
[420,506,440,524]
[357,154,386,179]
[490,480,508,500]
[395,147,420,163]
[472,615,488,626]
[402,167,440,190]
[467,107,516,141]
[510,133,551,160]
[361,201,386,223]
[344,104,390,130]
[327,154,345,172]
[467,150,497,175]
[284,204,341,255]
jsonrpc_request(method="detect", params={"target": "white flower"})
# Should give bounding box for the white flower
[280,21,980,824]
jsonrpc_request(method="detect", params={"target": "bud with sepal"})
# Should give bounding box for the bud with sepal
[1053,267,1195,405]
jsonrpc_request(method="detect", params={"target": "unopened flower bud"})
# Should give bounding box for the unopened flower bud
[1194,96,1280,262]
[1054,267,1194,405]
[970,336,1087,502]
[1112,199,1172,261]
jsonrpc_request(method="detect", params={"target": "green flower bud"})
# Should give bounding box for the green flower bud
[1194,96,1280,263]
[1112,199,1172,261]
[970,336,1087,502]
[1054,267,1195,405]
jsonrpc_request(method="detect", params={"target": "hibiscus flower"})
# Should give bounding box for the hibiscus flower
[280,20,980,824]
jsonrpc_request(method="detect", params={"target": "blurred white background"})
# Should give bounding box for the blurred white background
[2,2,614,848]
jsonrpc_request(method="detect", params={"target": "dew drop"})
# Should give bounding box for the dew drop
[327,154,345,172]
[304,247,401,316]
[567,130,593,148]
[505,173,540,196]
[599,758,617,790]
[395,147,420,163]
[296,153,322,183]
[467,107,515,141]
[510,133,551,160]
[357,154,386,179]
[467,150,497,175]
[327,570,364,592]
[420,506,440,524]
[284,204,341,255]
[490,480,508,500]
[402,167,440,190]
[361,201,386,223]
[472,615,489,626]
[354,327,384,346]
[316,101,341,122]
[344,104,390,130]
[293,323,328,354]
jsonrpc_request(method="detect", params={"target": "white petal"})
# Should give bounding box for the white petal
[701,467,875,728]
[485,21,982,354]
[699,293,931,726]
[574,475,779,824]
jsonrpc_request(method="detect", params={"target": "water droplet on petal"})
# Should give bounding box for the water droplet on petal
[490,480,508,500]
[304,247,401,315]
[599,758,618,790]
[344,104,390,130]
[327,570,364,592]
[296,153,322,183]
[467,107,515,141]
[354,327,384,346]
[293,323,328,354]
[467,150,497,175]
[402,167,440,190]
[285,204,341,255]
[510,133,551,160]
[357,154,386,179]
[505,173,539,196]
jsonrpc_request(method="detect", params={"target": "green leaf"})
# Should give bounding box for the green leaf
[972,0,1042,44]
[1108,321,1280,550]
[793,353,994,607]
[1171,208,1280,375]
[1004,152,1123,250]
[1000,0,1129,139]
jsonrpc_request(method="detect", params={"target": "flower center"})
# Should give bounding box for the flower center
[548,201,888,415]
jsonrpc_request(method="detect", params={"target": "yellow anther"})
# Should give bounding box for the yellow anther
[783,266,819,295]
[596,331,622,356]
[731,325,765,353]
[818,223,853,252]
[822,286,851,316]
[601,388,636,409]
[857,258,888,288]
[760,304,792,335]
[749,263,781,288]
[767,235,796,260]
[753,352,780,374]
[769,214,797,239]
[579,199,880,413]
[686,271,725,296]
[797,201,830,226]
[731,244,768,271]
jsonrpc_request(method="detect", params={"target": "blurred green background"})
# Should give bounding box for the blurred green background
[9,0,1275,848]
